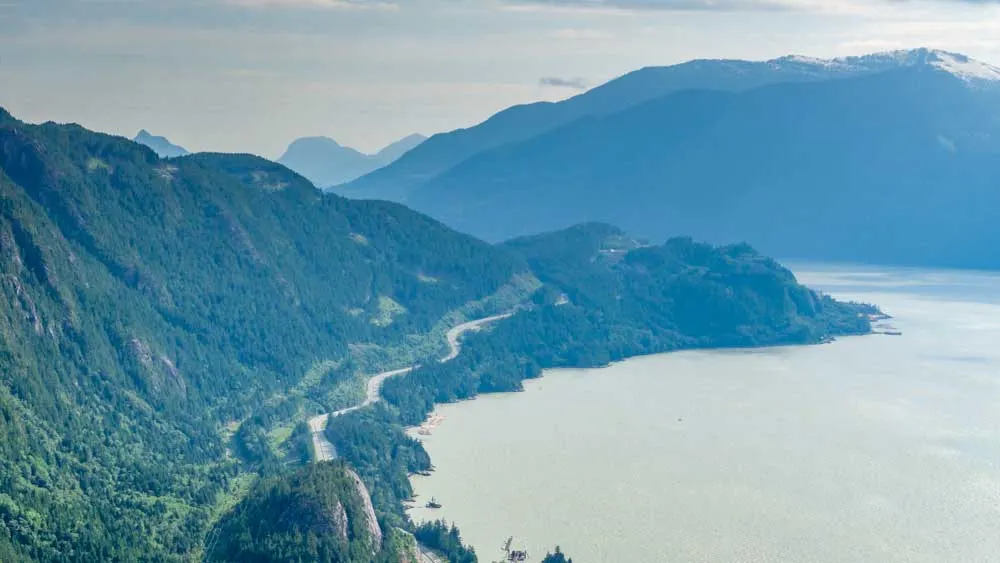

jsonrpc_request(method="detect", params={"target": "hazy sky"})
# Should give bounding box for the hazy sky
[2,0,999,157]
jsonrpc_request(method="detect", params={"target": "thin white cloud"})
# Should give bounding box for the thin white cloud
[540,76,589,88]
[500,0,931,15]
[225,0,397,8]
[550,27,615,39]
[503,0,797,13]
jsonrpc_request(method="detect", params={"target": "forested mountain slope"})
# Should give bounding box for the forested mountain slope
[208,462,408,563]
[0,106,875,562]
[402,63,1000,269]
[377,223,873,467]
[0,108,525,562]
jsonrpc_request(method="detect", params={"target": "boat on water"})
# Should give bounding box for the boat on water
[425,497,442,509]
[494,537,528,563]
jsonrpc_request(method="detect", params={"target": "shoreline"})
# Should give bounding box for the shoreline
[401,323,885,472]
[310,312,514,463]
[398,280,1000,563]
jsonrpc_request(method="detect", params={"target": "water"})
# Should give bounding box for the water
[407,266,1000,563]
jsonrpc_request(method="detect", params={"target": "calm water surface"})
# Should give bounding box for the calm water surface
[408,267,1000,563]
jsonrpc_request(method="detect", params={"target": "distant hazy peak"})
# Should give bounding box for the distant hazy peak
[376,133,428,162]
[278,132,427,189]
[386,133,428,147]
[282,133,426,159]
[133,129,190,158]
[284,136,346,151]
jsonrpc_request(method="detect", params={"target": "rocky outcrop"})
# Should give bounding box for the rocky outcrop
[346,468,383,547]
[330,500,349,542]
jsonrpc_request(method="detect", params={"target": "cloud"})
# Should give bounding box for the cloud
[505,0,797,12]
[225,0,397,8]
[503,0,1000,14]
[540,76,589,89]
[550,27,614,40]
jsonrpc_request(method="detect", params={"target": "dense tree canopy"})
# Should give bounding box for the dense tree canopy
[208,462,400,563]
[541,546,573,563]
[382,223,872,426]
[0,110,525,561]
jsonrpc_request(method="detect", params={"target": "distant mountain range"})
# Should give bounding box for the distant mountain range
[133,129,190,158]
[338,48,1000,269]
[278,133,426,188]
[131,129,426,189]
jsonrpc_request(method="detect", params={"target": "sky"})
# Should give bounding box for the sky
[2,0,1000,157]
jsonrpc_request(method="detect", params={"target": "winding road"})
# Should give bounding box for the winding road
[309,313,513,462]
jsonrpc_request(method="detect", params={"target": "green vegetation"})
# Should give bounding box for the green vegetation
[381,223,871,426]
[541,547,573,563]
[0,110,524,562]
[324,406,431,525]
[413,521,477,563]
[336,223,874,561]
[371,295,407,327]
[207,462,403,563]
[0,108,875,562]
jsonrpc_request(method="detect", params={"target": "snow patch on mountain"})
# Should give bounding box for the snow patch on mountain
[772,48,1000,85]
[929,51,1000,82]
[775,54,854,70]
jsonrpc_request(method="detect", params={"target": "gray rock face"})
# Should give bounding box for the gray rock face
[346,468,383,548]
[330,500,349,542]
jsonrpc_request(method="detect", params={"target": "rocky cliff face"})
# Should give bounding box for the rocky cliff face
[346,468,383,548]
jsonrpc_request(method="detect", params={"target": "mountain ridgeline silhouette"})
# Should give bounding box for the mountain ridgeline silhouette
[340,49,1000,270]
[133,129,190,158]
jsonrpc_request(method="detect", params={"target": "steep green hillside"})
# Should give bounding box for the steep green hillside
[208,462,405,563]
[0,110,526,562]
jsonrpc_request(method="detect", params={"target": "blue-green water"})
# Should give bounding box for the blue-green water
[408,267,1000,563]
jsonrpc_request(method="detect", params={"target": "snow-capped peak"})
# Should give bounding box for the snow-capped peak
[926,50,1000,82]
[771,48,1000,84]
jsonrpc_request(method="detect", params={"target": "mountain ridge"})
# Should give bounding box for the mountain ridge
[337,47,995,203]
[350,55,1000,270]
